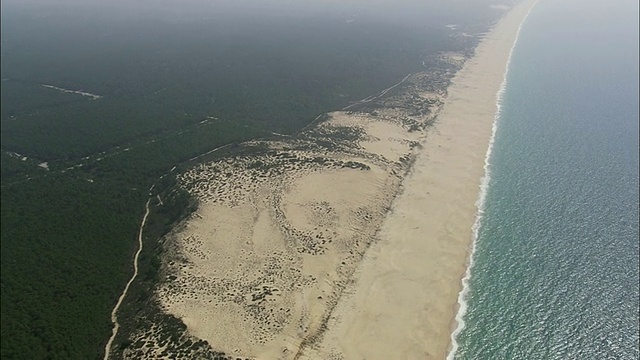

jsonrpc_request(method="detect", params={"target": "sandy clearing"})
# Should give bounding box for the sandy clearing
[41,84,103,99]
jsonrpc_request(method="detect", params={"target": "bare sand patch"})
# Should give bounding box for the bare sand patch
[147,106,431,358]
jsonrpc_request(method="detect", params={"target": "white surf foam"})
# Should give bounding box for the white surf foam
[446,2,538,359]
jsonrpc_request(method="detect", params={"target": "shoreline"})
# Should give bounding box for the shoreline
[303,1,538,358]
[447,1,538,358]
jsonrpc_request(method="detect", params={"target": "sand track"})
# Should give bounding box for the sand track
[104,198,151,360]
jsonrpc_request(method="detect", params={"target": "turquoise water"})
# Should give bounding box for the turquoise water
[454,0,639,358]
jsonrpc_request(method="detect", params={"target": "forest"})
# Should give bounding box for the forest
[0,0,503,358]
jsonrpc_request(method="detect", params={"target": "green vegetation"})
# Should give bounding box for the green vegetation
[1,1,503,358]
[1,174,145,358]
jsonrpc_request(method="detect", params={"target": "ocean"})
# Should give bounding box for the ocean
[452,0,639,358]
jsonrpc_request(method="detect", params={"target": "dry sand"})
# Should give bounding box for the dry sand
[128,1,537,359]
[301,1,537,359]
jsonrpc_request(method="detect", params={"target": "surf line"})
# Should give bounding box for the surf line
[103,197,151,360]
[446,1,538,359]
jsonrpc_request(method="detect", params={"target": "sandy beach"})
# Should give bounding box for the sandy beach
[303,1,537,359]
[121,1,536,359]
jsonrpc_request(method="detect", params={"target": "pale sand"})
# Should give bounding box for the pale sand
[147,107,433,359]
[301,1,538,359]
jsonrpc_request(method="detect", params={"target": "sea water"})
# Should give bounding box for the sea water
[452,0,639,358]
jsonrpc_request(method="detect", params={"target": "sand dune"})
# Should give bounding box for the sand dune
[149,106,435,359]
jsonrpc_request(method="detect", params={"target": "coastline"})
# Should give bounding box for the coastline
[302,1,538,358]
[447,1,538,358]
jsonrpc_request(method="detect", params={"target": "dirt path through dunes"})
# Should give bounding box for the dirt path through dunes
[103,198,151,360]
